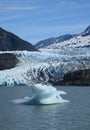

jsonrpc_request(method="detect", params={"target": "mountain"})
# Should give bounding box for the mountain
[35,25,90,49]
[0,27,38,51]
[81,25,90,37]
[35,34,76,48]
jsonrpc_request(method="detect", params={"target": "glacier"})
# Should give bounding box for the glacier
[0,47,90,86]
[0,48,90,105]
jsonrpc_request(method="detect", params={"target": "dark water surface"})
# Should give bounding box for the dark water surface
[0,86,90,130]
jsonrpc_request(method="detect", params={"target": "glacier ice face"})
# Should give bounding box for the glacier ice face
[0,48,90,86]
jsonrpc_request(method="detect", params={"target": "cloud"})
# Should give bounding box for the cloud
[56,0,90,9]
[0,15,24,22]
[0,6,38,10]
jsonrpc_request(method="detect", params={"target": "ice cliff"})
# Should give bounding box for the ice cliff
[0,47,90,86]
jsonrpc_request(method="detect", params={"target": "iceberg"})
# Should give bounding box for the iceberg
[11,84,69,105]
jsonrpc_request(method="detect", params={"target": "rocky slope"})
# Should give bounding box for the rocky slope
[0,27,38,51]
[53,69,90,86]
[0,53,19,70]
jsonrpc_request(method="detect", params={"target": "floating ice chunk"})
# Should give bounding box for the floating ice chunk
[11,84,69,105]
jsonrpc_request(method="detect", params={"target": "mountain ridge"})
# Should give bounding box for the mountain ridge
[0,27,38,51]
[35,25,90,49]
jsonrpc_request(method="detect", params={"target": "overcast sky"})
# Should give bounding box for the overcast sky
[0,0,90,44]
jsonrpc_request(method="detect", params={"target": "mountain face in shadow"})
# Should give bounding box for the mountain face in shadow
[0,27,38,51]
[35,34,75,48]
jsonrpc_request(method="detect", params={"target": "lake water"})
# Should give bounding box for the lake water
[0,86,90,130]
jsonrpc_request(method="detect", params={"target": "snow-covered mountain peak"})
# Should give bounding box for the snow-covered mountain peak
[81,25,90,37]
[46,35,90,49]
[35,25,90,49]
[35,34,76,49]
[84,25,90,33]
